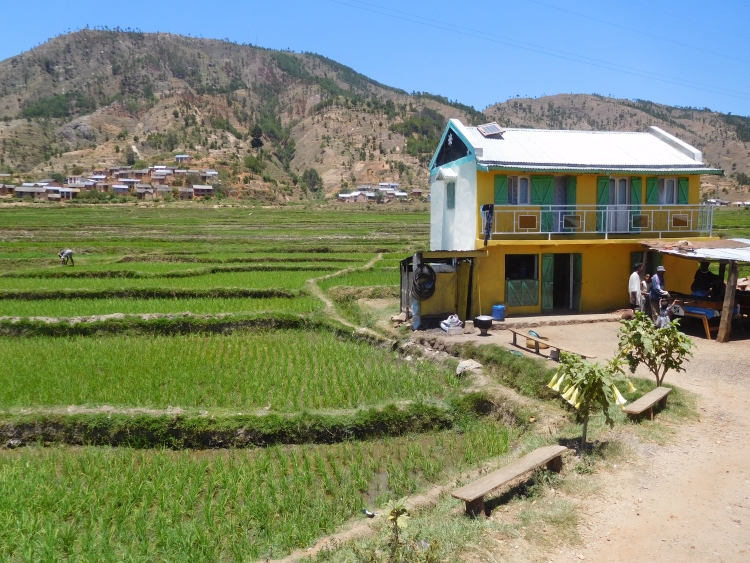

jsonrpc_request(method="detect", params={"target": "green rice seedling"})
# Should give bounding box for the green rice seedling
[0,296,323,317]
[0,419,509,561]
[0,330,458,410]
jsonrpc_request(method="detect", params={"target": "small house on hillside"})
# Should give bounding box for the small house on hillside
[0,184,15,196]
[178,187,194,199]
[175,154,191,164]
[15,186,47,200]
[192,185,213,198]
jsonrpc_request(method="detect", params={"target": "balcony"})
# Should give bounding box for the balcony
[481,204,714,239]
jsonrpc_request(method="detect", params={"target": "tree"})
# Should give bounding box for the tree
[250,124,263,148]
[548,353,631,452]
[618,311,693,387]
[301,168,321,192]
[123,145,136,166]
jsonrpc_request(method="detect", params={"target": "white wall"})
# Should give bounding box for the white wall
[430,160,477,251]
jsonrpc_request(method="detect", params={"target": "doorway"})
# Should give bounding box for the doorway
[542,253,582,311]
[608,178,630,232]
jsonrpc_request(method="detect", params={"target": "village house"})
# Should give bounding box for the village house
[0,184,15,196]
[15,186,47,200]
[178,187,194,199]
[175,154,191,164]
[411,188,424,198]
[192,185,213,198]
[425,119,723,317]
[112,184,131,195]
[136,185,154,200]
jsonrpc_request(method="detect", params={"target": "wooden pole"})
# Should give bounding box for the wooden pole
[717,261,738,343]
[718,262,727,282]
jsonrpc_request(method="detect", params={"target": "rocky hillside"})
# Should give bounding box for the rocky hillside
[1,30,748,201]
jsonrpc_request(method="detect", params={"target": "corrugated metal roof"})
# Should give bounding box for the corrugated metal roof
[448,119,722,175]
[642,238,750,263]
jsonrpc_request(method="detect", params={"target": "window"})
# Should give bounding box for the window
[446,182,455,210]
[609,178,629,205]
[505,254,538,280]
[508,176,530,205]
[658,178,677,205]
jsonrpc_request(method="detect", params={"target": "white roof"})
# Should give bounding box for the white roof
[394,191,408,196]
[646,239,750,264]
[192,185,213,189]
[446,119,721,174]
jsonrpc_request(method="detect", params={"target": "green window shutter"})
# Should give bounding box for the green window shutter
[596,177,608,232]
[678,178,689,204]
[630,177,642,205]
[542,254,554,311]
[446,182,455,210]
[506,280,522,307]
[646,177,658,204]
[596,177,609,205]
[531,176,554,205]
[566,176,577,205]
[494,175,508,205]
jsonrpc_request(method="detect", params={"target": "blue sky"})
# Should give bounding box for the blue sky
[3,0,749,116]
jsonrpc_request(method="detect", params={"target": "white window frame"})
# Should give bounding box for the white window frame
[608,177,629,205]
[508,176,531,205]
[658,178,678,205]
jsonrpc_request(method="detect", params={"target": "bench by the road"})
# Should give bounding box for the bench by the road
[622,386,672,420]
[451,445,568,517]
[508,328,596,361]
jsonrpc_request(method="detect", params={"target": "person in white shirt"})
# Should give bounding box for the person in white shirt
[628,263,644,311]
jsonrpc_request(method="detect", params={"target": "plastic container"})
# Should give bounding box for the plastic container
[491,304,506,321]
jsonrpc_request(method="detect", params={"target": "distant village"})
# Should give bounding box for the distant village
[338,183,424,203]
[0,155,219,201]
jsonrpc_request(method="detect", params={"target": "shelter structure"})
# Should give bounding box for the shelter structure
[641,238,750,342]
[421,119,723,319]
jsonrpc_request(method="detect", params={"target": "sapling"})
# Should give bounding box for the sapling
[548,352,632,453]
[618,311,693,387]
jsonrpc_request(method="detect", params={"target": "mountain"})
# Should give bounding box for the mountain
[0,30,747,200]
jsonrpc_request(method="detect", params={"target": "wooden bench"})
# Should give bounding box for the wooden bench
[622,387,672,420]
[680,311,718,340]
[451,445,568,517]
[508,328,596,361]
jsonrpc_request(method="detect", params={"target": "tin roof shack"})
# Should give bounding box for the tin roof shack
[175,154,191,163]
[192,185,213,198]
[179,187,194,199]
[0,184,15,196]
[156,186,173,198]
[423,119,723,318]
[641,238,750,342]
[112,184,131,195]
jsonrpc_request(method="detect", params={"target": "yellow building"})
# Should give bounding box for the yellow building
[427,120,723,317]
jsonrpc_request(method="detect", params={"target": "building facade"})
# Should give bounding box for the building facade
[429,120,723,316]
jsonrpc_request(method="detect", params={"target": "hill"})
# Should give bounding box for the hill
[0,30,748,200]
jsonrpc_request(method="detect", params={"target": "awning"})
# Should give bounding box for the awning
[640,238,750,264]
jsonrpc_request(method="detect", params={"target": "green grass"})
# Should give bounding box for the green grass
[0,421,509,562]
[0,270,333,291]
[0,296,323,317]
[319,268,399,290]
[0,330,459,411]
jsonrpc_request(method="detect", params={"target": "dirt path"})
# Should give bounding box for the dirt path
[304,253,384,338]
[525,324,750,563]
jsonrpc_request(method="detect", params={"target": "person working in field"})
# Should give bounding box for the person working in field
[58,249,74,266]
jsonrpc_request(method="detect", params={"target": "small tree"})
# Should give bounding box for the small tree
[548,353,630,452]
[618,311,693,387]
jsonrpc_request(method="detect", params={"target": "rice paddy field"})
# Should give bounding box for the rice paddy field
[0,204,526,561]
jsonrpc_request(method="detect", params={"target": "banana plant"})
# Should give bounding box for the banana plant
[548,352,632,454]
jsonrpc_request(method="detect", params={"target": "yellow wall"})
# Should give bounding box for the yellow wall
[475,171,702,234]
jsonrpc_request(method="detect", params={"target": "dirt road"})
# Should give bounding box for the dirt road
[511,323,750,562]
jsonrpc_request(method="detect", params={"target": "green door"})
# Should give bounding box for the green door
[532,177,555,232]
[596,176,608,232]
[572,253,583,311]
[542,253,554,311]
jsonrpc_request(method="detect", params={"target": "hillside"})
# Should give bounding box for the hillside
[1,30,748,201]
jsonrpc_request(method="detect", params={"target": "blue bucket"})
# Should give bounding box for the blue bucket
[492,304,506,321]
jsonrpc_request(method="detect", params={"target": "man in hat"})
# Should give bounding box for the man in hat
[649,265,669,323]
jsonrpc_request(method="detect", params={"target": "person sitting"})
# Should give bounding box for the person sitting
[691,261,717,297]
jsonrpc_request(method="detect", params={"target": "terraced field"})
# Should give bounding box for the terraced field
[0,204,524,561]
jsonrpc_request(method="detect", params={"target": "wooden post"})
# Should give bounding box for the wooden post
[717,261,738,343]
[465,497,485,518]
[718,262,727,283]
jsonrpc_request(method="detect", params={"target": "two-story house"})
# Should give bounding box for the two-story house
[427,119,723,316]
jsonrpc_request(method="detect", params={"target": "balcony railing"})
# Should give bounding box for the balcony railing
[480,204,713,239]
